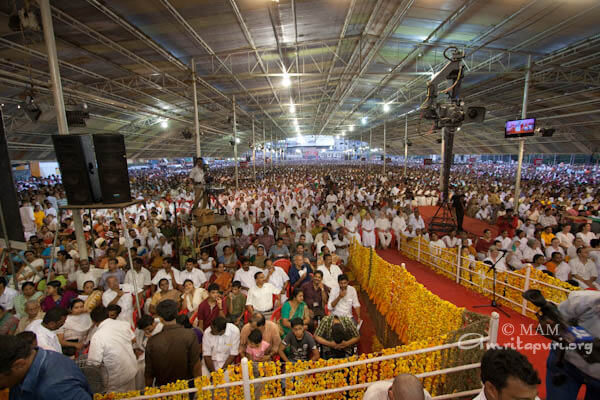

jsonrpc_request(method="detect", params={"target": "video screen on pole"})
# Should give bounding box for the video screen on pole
[505,118,536,138]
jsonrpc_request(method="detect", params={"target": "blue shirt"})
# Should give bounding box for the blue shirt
[10,348,92,400]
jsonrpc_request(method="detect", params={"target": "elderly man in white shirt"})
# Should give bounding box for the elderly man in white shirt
[375,214,392,249]
[569,247,600,289]
[317,253,343,290]
[246,272,280,317]
[26,308,66,353]
[151,258,182,290]
[102,277,135,327]
[328,274,361,325]
[88,307,138,393]
[202,316,240,375]
[429,233,447,258]
[72,259,102,291]
[408,209,425,231]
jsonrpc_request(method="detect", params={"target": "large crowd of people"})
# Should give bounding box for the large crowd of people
[1,160,599,399]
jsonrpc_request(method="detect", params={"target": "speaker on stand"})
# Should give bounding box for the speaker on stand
[51,134,102,205]
[92,134,131,204]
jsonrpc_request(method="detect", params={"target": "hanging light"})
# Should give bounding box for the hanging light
[383,103,391,113]
[235,137,241,144]
[160,120,169,128]
[289,103,296,113]
[293,119,298,126]
[349,125,354,132]
[282,72,291,87]
[342,131,346,136]
[361,117,367,125]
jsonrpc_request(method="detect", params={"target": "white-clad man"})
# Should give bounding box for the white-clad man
[375,213,392,249]
[556,224,575,249]
[102,276,135,327]
[408,209,425,231]
[317,253,343,290]
[202,316,240,375]
[26,308,66,353]
[344,213,361,244]
[392,212,407,242]
[88,306,138,393]
[233,260,262,293]
[124,257,152,294]
[72,258,102,291]
[151,258,182,291]
[328,274,361,326]
[179,258,208,288]
[569,247,600,289]
[19,199,36,240]
[483,246,508,272]
[245,272,280,317]
[264,259,289,302]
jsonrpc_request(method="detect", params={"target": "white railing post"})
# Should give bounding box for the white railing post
[417,238,421,261]
[241,357,252,400]
[488,311,500,347]
[456,245,462,283]
[521,267,531,316]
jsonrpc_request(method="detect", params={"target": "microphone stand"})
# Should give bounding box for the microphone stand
[473,250,511,318]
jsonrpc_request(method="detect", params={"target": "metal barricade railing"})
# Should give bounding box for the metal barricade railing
[122,312,500,400]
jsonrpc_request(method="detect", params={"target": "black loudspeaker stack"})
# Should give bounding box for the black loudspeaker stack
[52,133,131,205]
[51,135,102,205]
[93,134,132,204]
[0,109,26,245]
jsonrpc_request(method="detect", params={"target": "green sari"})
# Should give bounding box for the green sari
[279,300,306,337]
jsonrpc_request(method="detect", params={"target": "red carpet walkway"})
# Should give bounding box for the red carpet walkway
[376,248,558,399]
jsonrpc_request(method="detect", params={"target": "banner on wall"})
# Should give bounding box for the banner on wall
[533,158,542,166]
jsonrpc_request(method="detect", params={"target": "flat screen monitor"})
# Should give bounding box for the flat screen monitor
[505,118,536,138]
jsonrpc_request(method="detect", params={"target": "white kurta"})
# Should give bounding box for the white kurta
[361,219,376,248]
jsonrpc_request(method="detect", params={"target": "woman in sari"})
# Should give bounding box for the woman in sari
[250,246,267,268]
[181,279,208,316]
[209,263,233,293]
[279,288,310,337]
[57,298,93,357]
[41,280,77,312]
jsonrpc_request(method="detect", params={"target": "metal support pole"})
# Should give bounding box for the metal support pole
[369,129,372,160]
[119,209,142,318]
[263,126,266,176]
[404,115,408,176]
[39,0,68,136]
[71,210,89,261]
[439,127,455,202]
[41,0,88,260]
[514,54,532,212]
[270,127,274,173]
[233,95,239,192]
[383,120,387,174]
[252,119,256,182]
[192,57,201,158]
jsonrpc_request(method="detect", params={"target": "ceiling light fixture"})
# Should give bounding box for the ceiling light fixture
[383,103,391,113]
[349,125,354,132]
[361,117,367,125]
[289,103,296,113]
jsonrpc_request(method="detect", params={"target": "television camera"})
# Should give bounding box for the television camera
[420,47,486,130]
[523,289,600,366]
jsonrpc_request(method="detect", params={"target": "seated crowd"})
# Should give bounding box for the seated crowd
[0,162,598,397]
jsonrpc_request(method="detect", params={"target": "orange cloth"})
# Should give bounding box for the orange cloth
[211,271,233,292]
[545,261,558,274]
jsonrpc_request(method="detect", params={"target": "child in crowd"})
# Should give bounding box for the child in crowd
[226,281,246,328]
[245,329,271,362]
[279,317,319,363]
